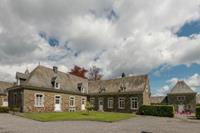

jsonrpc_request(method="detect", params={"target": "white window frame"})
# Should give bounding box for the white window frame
[54,95,62,104]
[108,97,113,109]
[177,96,185,102]
[69,96,75,107]
[118,97,125,109]
[81,97,86,105]
[54,82,60,89]
[81,87,85,93]
[34,93,44,107]
[90,98,95,107]
[130,97,138,110]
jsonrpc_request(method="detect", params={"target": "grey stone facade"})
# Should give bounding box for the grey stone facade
[151,81,197,113]
[8,65,151,113]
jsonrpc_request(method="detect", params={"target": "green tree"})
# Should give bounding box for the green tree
[85,101,93,115]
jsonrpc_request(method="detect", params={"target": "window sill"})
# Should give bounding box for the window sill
[34,105,44,108]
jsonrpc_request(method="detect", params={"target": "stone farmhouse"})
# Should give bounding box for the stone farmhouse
[0,65,198,113]
[151,81,197,113]
[7,65,150,113]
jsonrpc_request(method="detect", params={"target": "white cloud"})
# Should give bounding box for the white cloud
[154,85,170,96]
[1,0,200,82]
[156,73,200,96]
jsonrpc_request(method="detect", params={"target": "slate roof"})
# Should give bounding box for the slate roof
[150,96,166,104]
[21,65,88,93]
[168,81,195,94]
[88,75,149,94]
[0,81,13,95]
[11,65,149,95]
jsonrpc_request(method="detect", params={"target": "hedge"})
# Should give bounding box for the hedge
[138,105,174,117]
[0,107,9,113]
[196,106,200,119]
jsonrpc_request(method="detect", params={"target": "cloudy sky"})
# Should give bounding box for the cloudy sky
[1,0,200,95]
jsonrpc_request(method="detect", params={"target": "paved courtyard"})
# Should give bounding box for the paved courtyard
[0,114,200,133]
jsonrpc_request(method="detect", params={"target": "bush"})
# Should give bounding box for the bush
[0,107,9,113]
[85,101,93,115]
[196,106,200,119]
[138,105,174,117]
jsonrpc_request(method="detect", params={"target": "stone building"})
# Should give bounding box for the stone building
[88,75,150,113]
[8,65,88,112]
[151,81,197,113]
[8,65,151,113]
[0,81,13,107]
[168,81,196,113]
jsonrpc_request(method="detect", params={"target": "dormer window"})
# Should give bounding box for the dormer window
[51,76,60,89]
[119,85,126,92]
[52,81,60,89]
[77,83,86,93]
[77,83,82,91]
[99,86,106,93]
[54,82,60,89]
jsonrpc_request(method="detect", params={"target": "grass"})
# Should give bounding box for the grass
[21,111,134,122]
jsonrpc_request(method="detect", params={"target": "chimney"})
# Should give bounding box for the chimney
[121,72,126,78]
[53,66,58,73]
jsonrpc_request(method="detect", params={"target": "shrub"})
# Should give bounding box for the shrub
[138,105,174,117]
[196,106,200,119]
[0,107,9,113]
[85,101,93,115]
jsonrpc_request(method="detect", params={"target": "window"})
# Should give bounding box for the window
[108,98,113,109]
[90,98,95,107]
[35,94,44,107]
[55,95,61,104]
[69,96,75,107]
[77,83,82,91]
[177,96,185,102]
[54,82,60,89]
[118,97,125,109]
[119,84,126,92]
[130,97,138,110]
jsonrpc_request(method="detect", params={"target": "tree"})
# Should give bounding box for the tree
[69,65,88,78]
[85,101,93,115]
[88,66,103,80]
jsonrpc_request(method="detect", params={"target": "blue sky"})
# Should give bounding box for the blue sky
[149,20,200,95]
[176,20,200,37]
[149,64,200,95]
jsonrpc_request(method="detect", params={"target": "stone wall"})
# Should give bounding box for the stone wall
[168,93,196,112]
[143,88,150,105]
[23,89,86,112]
[88,94,143,113]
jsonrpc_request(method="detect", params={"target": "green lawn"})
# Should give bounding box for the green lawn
[21,111,134,122]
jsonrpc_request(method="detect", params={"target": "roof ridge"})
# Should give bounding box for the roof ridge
[0,81,13,84]
[38,65,87,80]
[89,74,148,82]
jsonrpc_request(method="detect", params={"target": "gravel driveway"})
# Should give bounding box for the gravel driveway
[0,114,200,133]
